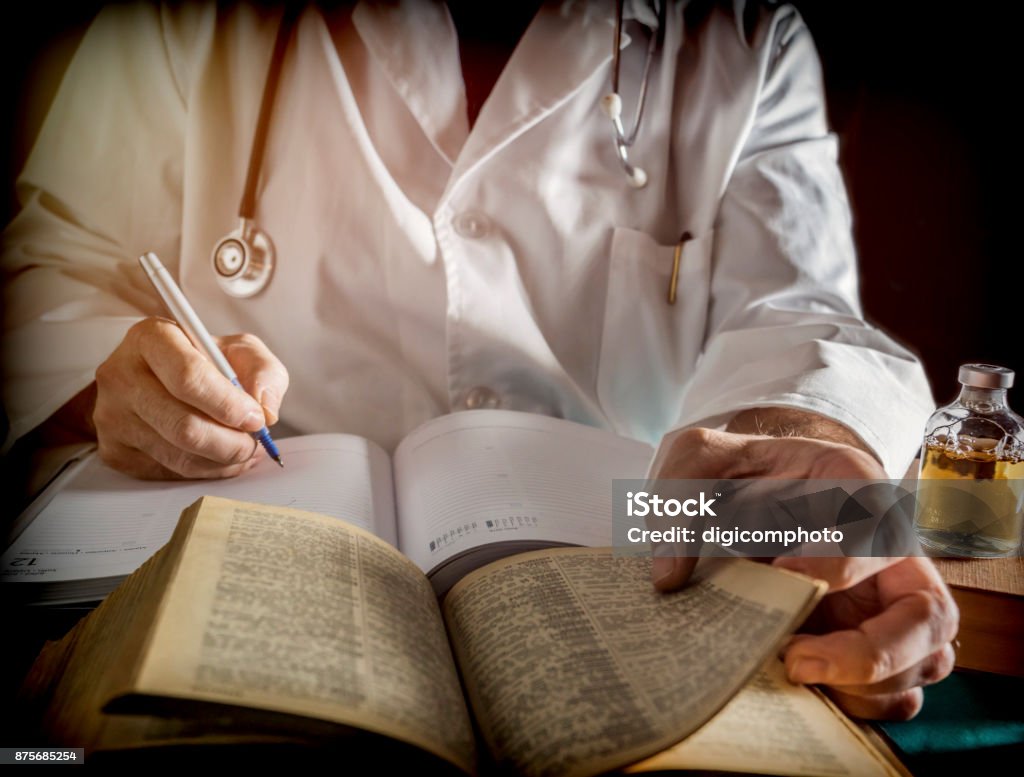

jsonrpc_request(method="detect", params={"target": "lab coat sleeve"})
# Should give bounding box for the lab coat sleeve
[668,5,935,478]
[0,4,203,452]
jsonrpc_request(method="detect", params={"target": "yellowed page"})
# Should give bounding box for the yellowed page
[443,549,825,777]
[629,659,900,777]
[21,531,184,751]
[131,497,475,773]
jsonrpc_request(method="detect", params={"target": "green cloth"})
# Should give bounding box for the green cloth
[880,671,1024,773]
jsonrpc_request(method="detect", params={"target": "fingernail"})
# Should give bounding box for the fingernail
[259,388,279,426]
[789,657,830,684]
[242,410,265,432]
[652,556,678,586]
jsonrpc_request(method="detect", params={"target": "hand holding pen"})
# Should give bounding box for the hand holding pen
[88,253,289,479]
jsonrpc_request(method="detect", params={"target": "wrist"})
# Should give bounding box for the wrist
[725,407,882,465]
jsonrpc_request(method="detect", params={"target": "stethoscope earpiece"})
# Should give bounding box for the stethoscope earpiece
[212,218,275,298]
[603,0,664,189]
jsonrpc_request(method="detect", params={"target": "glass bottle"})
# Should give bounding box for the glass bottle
[914,364,1024,557]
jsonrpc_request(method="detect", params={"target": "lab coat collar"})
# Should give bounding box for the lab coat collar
[351,1,657,188]
[351,1,470,165]
[445,1,627,192]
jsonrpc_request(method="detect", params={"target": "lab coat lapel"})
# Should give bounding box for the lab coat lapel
[448,1,618,187]
[351,0,469,166]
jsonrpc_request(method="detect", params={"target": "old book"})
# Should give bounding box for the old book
[20,496,902,776]
[931,557,1024,677]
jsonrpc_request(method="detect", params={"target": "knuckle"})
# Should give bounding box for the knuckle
[905,589,941,626]
[94,356,129,393]
[126,318,152,341]
[174,361,210,400]
[826,561,859,591]
[923,646,955,685]
[128,316,168,344]
[912,587,959,644]
[95,440,119,468]
[677,427,715,450]
[91,400,115,430]
[888,690,924,721]
[227,434,258,464]
[234,332,265,349]
[276,363,290,389]
[936,592,960,642]
[162,447,201,479]
[168,412,208,451]
[94,358,113,385]
[221,332,265,357]
[859,644,894,685]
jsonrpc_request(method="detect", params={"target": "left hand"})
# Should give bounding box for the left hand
[650,408,959,720]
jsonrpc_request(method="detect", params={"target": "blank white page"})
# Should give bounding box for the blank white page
[393,410,653,574]
[1,434,394,584]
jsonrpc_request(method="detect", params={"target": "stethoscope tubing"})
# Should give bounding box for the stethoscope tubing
[213,1,664,294]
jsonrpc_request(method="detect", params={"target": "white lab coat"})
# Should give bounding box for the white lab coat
[1,0,935,477]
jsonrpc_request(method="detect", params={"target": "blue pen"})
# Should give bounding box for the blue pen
[138,252,283,467]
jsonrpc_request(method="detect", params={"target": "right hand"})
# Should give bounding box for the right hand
[92,317,288,479]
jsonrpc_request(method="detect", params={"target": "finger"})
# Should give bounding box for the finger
[218,333,289,426]
[784,578,958,686]
[97,434,258,480]
[122,368,261,465]
[652,427,762,479]
[772,556,899,592]
[130,320,265,432]
[823,686,924,721]
[96,437,183,480]
[816,644,955,697]
[651,554,699,592]
[116,416,259,479]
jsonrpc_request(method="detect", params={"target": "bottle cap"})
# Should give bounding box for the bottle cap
[958,363,1015,389]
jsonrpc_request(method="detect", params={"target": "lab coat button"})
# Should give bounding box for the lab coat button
[463,386,501,410]
[452,211,491,239]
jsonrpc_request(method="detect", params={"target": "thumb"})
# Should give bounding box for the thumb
[218,333,290,426]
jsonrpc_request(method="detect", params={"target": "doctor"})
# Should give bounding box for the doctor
[2,1,955,720]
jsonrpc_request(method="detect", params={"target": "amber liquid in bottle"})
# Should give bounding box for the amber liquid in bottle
[915,436,1024,556]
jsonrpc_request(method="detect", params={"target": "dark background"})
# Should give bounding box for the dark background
[0,4,1019,768]
[0,0,1018,410]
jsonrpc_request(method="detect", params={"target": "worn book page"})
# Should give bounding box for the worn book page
[20,533,184,750]
[443,549,825,777]
[130,497,476,773]
[628,659,900,777]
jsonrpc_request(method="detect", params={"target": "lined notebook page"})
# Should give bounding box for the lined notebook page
[1,434,394,584]
[393,410,653,574]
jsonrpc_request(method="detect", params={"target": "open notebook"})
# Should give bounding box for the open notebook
[2,409,653,603]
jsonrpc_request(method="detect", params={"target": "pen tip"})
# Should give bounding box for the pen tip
[275,456,284,468]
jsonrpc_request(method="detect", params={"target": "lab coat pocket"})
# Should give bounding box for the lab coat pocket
[597,227,714,444]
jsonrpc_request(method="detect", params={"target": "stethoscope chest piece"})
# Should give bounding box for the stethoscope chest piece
[212,218,275,298]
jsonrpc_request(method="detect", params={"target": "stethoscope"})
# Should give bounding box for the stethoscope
[211,5,300,298]
[213,1,664,298]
